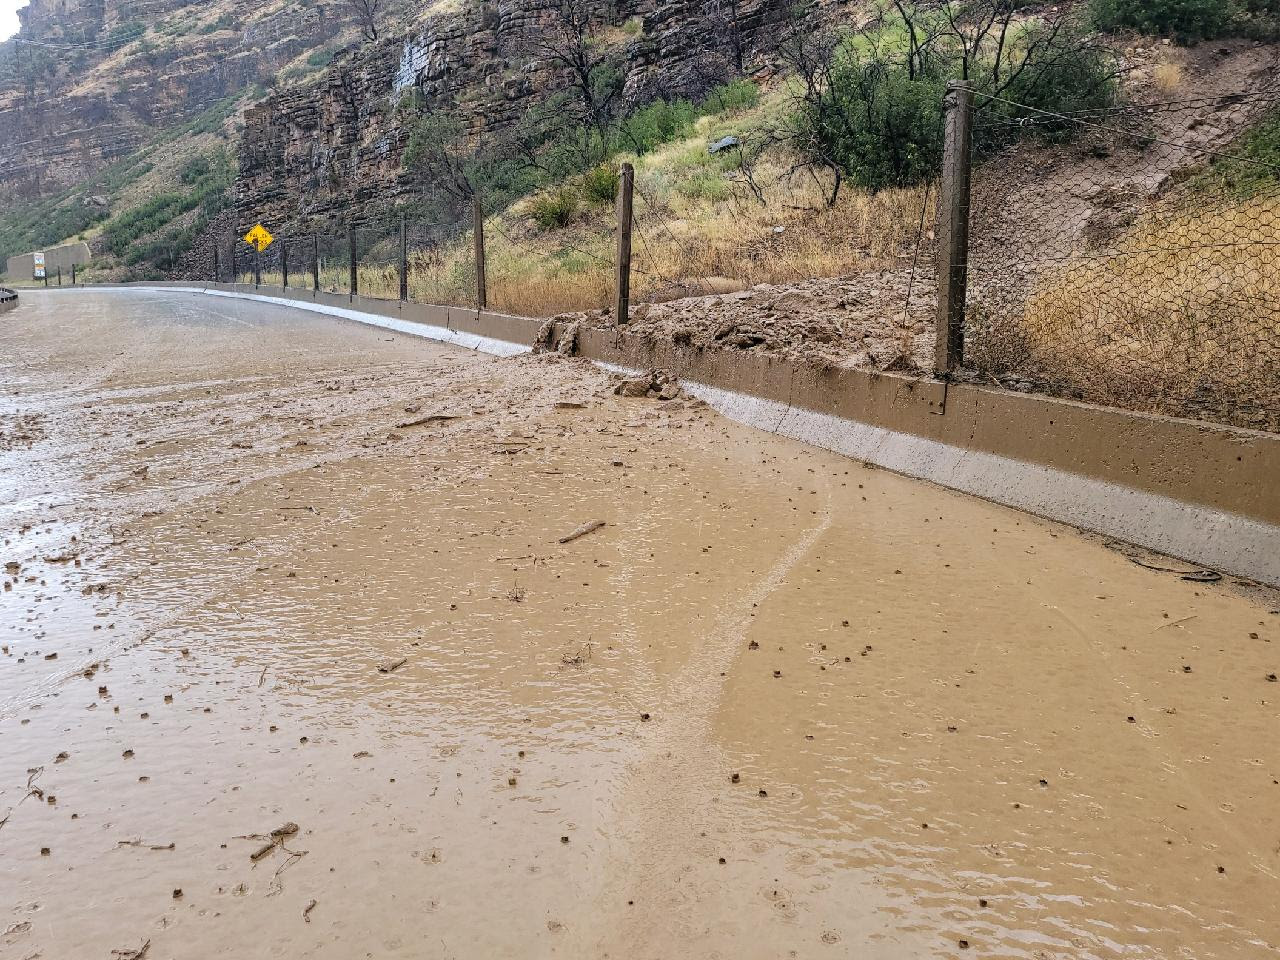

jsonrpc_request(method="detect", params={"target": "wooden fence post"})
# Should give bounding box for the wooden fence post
[71,262,77,285]
[614,162,634,324]
[57,265,61,286]
[211,244,218,284]
[473,197,487,310]
[254,247,261,288]
[313,236,320,292]
[282,239,289,289]
[348,226,357,297]
[935,81,974,375]
[399,214,408,302]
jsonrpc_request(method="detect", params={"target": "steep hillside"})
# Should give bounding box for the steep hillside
[0,0,346,203]
[233,0,798,229]
[0,0,369,273]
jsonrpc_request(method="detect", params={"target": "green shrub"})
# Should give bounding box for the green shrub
[1192,108,1280,195]
[677,168,733,201]
[612,98,697,155]
[798,56,948,192]
[529,188,579,230]
[582,164,620,204]
[1089,0,1263,41]
[700,79,759,115]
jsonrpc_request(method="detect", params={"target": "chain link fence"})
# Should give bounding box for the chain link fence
[962,91,1280,433]
[204,81,1278,435]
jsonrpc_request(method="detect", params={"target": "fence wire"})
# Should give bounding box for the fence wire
[965,91,1280,433]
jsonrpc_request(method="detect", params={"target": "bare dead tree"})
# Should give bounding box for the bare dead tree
[343,0,384,42]
[522,0,623,134]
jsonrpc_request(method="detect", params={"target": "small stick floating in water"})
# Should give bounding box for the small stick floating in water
[558,520,605,544]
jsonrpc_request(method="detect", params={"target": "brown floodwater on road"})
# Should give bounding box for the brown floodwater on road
[1,290,1277,960]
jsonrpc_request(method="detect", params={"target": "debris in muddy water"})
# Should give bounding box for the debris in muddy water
[554,401,587,410]
[250,842,277,862]
[748,640,758,650]
[110,940,150,959]
[731,773,740,783]
[561,643,593,666]
[353,751,372,758]
[639,712,651,721]
[122,749,134,759]
[377,658,408,673]
[560,836,570,843]
[117,839,175,851]
[557,520,605,544]
[397,413,459,428]
[171,889,183,899]
[758,789,768,797]
[614,377,652,398]
[303,899,317,922]
[40,847,50,855]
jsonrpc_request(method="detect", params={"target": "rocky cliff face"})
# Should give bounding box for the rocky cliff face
[0,0,344,202]
[235,0,798,230]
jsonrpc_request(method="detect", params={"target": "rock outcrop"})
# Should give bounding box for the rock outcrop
[234,0,799,230]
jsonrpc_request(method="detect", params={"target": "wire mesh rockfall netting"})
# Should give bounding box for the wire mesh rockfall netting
[964,91,1280,433]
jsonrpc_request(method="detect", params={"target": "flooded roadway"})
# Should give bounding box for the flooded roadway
[2,289,1278,960]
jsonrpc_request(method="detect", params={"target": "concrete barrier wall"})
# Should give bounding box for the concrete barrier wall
[5,242,91,280]
[0,286,17,312]
[31,283,1280,585]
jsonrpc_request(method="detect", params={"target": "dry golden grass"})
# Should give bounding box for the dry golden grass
[1016,193,1280,426]
[475,155,931,316]
[1152,60,1185,96]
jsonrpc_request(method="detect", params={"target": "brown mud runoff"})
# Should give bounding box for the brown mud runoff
[2,291,1277,959]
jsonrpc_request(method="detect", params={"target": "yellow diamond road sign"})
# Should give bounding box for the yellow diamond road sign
[244,224,273,252]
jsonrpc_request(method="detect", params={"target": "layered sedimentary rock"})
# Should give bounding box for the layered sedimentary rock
[0,0,342,202]
[235,0,799,229]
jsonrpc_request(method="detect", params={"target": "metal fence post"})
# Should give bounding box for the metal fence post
[935,81,973,376]
[212,244,218,284]
[282,239,289,289]
[71,262,77,285]
[56,265,61,286]
[614,162,634,324]
[232,230,238,284]
[399,214,408,302]
[313,235,320,292]
[254,247,261,288]
[473,197,487,310]
[348,226,357,297]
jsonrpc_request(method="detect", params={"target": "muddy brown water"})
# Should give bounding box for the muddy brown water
[2,290,1277,959]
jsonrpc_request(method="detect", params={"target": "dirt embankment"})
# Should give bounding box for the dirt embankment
[568,39,1280,419]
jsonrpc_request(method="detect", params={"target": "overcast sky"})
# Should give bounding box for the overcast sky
[1,0,26,41]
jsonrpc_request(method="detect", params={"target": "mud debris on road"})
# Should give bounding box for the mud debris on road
[1,291,1277,959]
